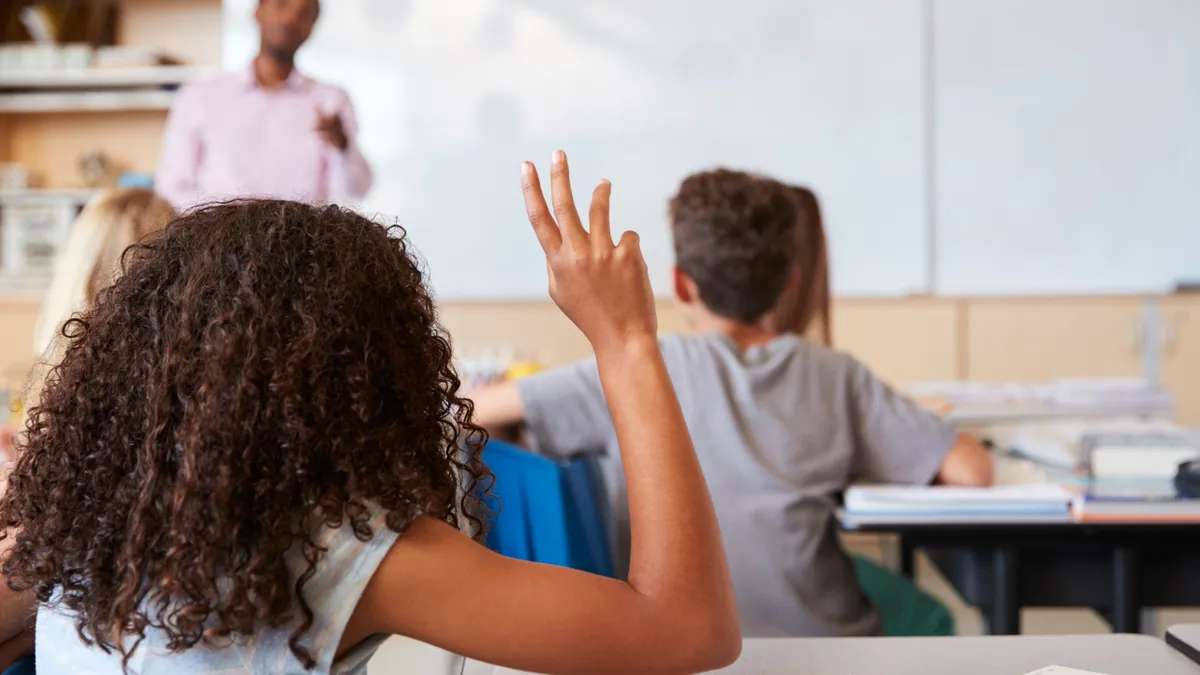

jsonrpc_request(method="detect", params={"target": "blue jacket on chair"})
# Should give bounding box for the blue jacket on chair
[482,441,615,578]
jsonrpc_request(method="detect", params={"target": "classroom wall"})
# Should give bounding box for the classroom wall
[436,297,958,386]
[1,296,962,391]
[3,0,1199,425]
[119,0,224,66]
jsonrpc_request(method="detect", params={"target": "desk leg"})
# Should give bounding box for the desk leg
[992,548,1020,635]
[899,537,916,579]
[1112,547,1139,634]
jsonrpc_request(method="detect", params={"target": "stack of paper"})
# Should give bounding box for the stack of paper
[844,485,1074,517]
[908,379,1174,424]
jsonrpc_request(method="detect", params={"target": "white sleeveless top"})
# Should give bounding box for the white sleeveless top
[36,508,401,674]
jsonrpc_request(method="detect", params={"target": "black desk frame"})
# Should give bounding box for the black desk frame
[851,521,1200,635]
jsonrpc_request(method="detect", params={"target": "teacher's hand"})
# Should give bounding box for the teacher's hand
[316,111,349,152]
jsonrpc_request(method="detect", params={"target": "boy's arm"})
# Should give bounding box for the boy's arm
[471,358,614,458]
[849,358,994,487]
[470,381,525,434]
[935,433,994,487]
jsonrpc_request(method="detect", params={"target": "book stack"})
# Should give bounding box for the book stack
[1072,493,1200,523]
[1080,428,1199,479]
[844,485,1074,520]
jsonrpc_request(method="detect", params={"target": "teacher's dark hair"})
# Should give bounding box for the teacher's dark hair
[0,200,490,671]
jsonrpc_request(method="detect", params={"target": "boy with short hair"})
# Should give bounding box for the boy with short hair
[471,169,992,637]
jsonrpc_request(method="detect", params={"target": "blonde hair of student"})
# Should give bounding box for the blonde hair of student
[32,188,176,360]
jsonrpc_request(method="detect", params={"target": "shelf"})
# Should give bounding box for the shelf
[0,189,96,204]
[0,89,175,113]
[0,66,213,90]
[0,274,51,302]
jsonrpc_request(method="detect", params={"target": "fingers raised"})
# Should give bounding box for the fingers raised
[549,151,589,250]
[617,229,642,255]
[521,162,562,253]
[589,180,613,246]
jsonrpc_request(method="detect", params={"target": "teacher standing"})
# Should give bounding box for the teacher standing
[156,0,373,210]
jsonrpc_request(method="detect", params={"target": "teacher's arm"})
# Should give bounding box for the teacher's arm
[326,89,374,201]
[155,85,205,211]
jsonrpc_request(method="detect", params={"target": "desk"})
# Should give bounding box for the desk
[845,516,1200,635]
[841,453,1200,635]
[461,635,1200,675]
[1168,624,1200,667]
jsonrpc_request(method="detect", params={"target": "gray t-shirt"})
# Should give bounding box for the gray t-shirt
[515,332,956,638]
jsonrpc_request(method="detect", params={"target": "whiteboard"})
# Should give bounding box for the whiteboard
[223,0,930,299]
[934,0,1200,296]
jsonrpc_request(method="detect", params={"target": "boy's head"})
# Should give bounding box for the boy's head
[669,170,798,324]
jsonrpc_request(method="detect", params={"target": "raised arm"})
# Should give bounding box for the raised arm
[344,151,740,674]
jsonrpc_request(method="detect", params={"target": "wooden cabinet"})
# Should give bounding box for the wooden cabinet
[965,298,1146,382]
[0,297,40,389]
[437,301,596,368]
[834,298,960,386]
[437,298,961,386]
[0,294,1192,426]
[1160,297,1200,426]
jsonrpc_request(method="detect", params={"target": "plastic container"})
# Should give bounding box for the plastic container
[0,193,88,275]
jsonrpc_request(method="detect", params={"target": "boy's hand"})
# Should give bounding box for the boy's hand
[521,150,657,354]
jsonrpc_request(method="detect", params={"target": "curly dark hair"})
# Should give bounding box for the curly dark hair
[669,170,797,323]
[0,200,490,669]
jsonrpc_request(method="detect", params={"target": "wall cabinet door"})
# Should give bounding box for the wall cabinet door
[1160,297,1200,426]
[965,299,1146,382]
[834,298,960,387]
[0,298,40,391]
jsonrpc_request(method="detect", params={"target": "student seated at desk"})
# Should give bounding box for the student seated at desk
[0,154,741,674]
[472,169,993,638]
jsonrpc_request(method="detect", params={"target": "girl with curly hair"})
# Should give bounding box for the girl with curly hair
[0,152,739,674]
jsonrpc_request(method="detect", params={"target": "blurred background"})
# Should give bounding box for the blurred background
[0,0,1198,641]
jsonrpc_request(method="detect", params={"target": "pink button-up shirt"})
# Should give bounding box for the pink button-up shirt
[155,67,373,210]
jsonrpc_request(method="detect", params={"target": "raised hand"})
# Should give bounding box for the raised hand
[520,150,657,353]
